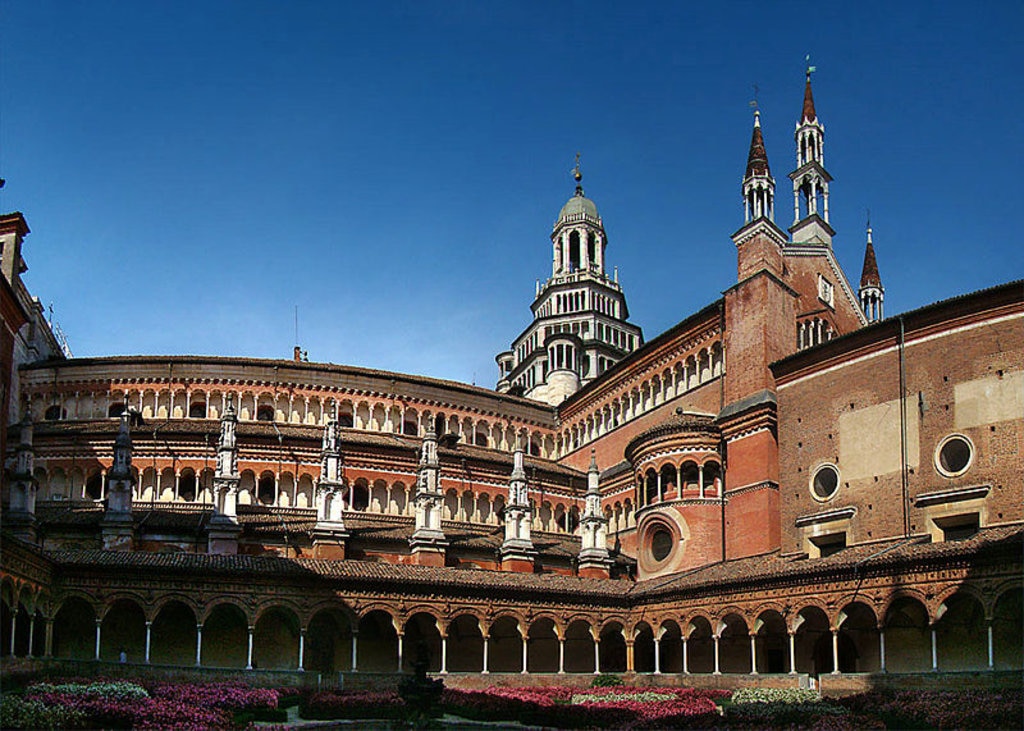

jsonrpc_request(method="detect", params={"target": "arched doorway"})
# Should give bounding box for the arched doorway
[202,603,248,668]
[100,598,146,663]
[598,622,626,673]
[446,614,484,673]
[253,606,300,670]
[151,600,197,665]
[403,613,442,673]
[487,616,523,673]
[307,607,354,674]
[357,610,398,673]
[526,617,559,673]
[52,597,96,659]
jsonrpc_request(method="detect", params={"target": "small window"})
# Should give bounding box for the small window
[935,513,979,542]
[817,275,835,307]
[936,434,973,477]
[189,402,207,419]
[811,532,846,557]
[650,527,674,562]
[811,464,840,501]
[256,405,275,422]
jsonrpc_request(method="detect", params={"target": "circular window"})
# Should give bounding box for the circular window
[936,435,973,477]
[650,527,673,562]
[811,464,840,501]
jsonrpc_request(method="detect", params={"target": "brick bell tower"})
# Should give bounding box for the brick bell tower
[719,104,795,559]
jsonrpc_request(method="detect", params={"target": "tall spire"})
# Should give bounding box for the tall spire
[789,59,833,246]
[859,220,884,323]
[742,109,776,224]
[102,404,136,549]
[802,57,818,123]
[501,435,536,572]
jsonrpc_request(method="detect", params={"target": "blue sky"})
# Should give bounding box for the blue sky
[1,1,1021,386]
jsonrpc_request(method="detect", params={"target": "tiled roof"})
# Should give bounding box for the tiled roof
[860,239,881,287]
[629,524,1023,599]
[745,114,771,178]
[46,547,631,599]
[802,78,817,123]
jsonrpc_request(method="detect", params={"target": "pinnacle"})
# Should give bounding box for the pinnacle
[860,235,881,288]
[745,112,771,178]
[802,77,817,123]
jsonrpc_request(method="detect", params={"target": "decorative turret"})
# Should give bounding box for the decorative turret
[859,221,884,323]
[732,109,787,279]
[208,395,242,554]
[410,420,448,565]
[312,404,349,558]
[496,156,643,406]
[6,410,38,542]
[577,449,612,578]
[101,402,136,550]
[500,437,536,572]
[788,59,835,247]
[742,110,776,224]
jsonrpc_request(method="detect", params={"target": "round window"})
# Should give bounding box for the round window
[936,435,973,477]
[650,527,673,562]
[811,464,840,501]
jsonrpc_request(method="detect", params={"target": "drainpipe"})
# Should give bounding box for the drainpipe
[898,317,909,538]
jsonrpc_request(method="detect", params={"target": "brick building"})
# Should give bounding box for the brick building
[1,71,1021,688]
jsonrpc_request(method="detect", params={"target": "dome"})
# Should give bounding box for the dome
[558,190,599,222]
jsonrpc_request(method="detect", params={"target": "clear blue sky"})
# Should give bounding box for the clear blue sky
[1,1,1021,386]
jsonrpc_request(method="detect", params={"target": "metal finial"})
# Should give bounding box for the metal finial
[572,151,583,183]
[749,83,759,110]
[866,207,871,229]
[805,54,817,79]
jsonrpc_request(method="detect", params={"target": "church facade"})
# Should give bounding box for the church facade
[1,72,1021,686]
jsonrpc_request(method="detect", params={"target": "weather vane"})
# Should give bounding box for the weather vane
[805,54,817,79]
[573,152,582,182]
[749,83,760,110]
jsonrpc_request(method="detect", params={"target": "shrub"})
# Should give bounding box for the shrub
[0,695,86,731]
[27,680,150,701]
[838,689,1024,731]
[300,690,406,721]
[731,687,822,705]
[591,673,625,687]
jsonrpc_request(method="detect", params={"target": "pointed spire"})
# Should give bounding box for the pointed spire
[802,56,818,123]
[861,226,881,288]
[745,110,771,178]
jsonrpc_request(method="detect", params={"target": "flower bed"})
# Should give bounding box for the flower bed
[838,688,1024,730]
[2,678,286,731]
[300,689,407,721]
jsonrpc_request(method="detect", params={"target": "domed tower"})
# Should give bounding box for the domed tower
[496,158,643,405]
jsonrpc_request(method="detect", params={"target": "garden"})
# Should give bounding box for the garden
[0,675,1020,730]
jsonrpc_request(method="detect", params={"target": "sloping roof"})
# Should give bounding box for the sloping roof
[745,113,771,178]
[860,238,881,288]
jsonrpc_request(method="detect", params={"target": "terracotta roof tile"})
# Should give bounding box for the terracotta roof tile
[802,78,817,123]
[745,115,771,178]
[860,239,881,288]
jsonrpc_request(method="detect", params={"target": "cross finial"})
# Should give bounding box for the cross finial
[866,207,871,229]
[573,152,582,183]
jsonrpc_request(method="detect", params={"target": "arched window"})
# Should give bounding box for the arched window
[45,404,65,421]
[569,231,581,271]
[189,402,207,418]
[257,474,276,505]
[587,232,597,267]
[85,473,104,501]
[256,405,274,422]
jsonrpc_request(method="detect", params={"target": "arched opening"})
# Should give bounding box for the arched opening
[598,622,626,672]
[657,620,683,673]
[257,473,276,505]
[357,610,398,673]
[403,612,442,673]
[644,469,657,504]
[447,614,484,673]
[992,588,1023,670]
[487,616,524,673]
[659,465,677,500]
[44,404,66,421]
[884,597,931,673]
[178,470,197,502]
[569,231,581,271]
[526,617,559,673]
[52,597,96,659]
[108,402,125,418]
[189,401,207,418]
[85,472,104,501]
[793,606,831,675]
[935,592,987,671]
[151,600,197,665]
[680,461,699,496]
[307,607,354,674]
[685,616,714,673]
[755,610,788,674]
[717,613,750,674]
[702,461,721,497]
[837,602,879,672]
[587,232,597,267]
[633,621,655,673]
[564,620,594,674]
[350,480,369,512]
[100,598,146,663]
[254,606,300,670]
[256,404,275,422]
[202,603,248,668]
